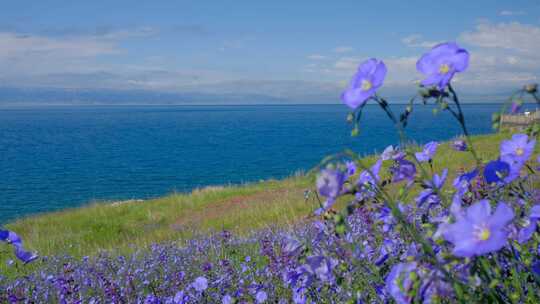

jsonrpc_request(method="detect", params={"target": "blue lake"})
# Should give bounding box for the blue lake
[0,103,508,223]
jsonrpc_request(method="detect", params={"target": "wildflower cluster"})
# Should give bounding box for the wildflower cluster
[1,42,539,303]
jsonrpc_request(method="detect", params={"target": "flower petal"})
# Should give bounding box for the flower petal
[341,88,373,109]
[465,200,492,222]
[370,61,387,88]
[489,202,514,229]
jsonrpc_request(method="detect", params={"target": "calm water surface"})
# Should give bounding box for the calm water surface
[0,104,503,223]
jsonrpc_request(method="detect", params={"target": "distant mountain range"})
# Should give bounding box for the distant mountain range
[0,81,513,106]
[0,87,295,105]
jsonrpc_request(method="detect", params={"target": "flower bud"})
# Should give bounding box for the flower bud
[419,89,430,98]
[524,83,538,94]
[346,113,354,123]
[405,105,412,113]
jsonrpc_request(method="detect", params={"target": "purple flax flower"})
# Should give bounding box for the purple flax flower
[345,161,357,177]
[2,230,22,246]
[357,159,382,186]
[192,276,208,292]
[222,295,233,304]
[416,169,447,207]
[341,58,387,109]
[415,141,438,163]
[451,168,478,216]
[315,169,345,214]
[382,145,406,161]
[301,255,336,283]
[282,237,303,257]
[518,205,540,244]
[532,261,540,277]
[443,200,514,257]
[255,291,268,303]
[500,134,536,165]
[0,230,8,242]
[452,139,467,151]
[391,159,417,184]
[355,166,381,200]
[0,229,38,264]
[14,247,38,264]
[386,262,418,304]
[316,169,345,199]
[416,42,469,90]
[174,291,186,304]
[484,159,518,184]
[453,168,478,189]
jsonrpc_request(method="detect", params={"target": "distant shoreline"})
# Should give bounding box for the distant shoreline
[0,102,533,108]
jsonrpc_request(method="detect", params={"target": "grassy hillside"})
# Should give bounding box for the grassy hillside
[3,132,532,264]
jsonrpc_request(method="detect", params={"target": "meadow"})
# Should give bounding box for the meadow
[3,133,512,260]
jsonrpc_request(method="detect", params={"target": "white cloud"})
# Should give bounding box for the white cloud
[401,34,440,48]
[498,10,526,16]
[459,21,540,54]
[96,26,159,40]
[0,32,119,59]
[0,29,232,90]
[453,21,540,90]
[334,46,353,53]
[333,57,360,70]
[307,54,327,60]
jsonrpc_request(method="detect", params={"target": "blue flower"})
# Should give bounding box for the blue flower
[255,290,268,303]
[416,169,447,207]
[381,145,405,161]
[484,160,518,185]
[443,200,514,257]
[415,141,438,163]
[192,276,208,292]
[341,58,387,109]
[345,161,357,177]
[391,159,417,184]
[356,159,382,200]
[316,169,345,199]
[315,169,346,214]
[416,42,469,90]
[450,168,478,216]
[0,229,38,264]
[301,255,336,283]
[500,134,536,173]
[518,205,540,244]
[222,295,233,304]
[452,139,467,151]
[386,262,418,304]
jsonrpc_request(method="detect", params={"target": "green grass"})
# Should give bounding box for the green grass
[3,131,536,264]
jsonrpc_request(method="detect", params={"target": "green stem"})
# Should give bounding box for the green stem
[447,84,481,166]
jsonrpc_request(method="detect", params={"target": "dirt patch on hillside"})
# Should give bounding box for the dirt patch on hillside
[170,187,300,231]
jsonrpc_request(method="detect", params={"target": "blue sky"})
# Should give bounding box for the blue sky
[0,1,539,100]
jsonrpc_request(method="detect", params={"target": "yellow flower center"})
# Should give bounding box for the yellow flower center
[439,63,450,75]
[516,148,524,156]
[475,226,491,241]
[361,79,372,91]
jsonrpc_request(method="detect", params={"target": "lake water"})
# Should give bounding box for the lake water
[0,103,504,223]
